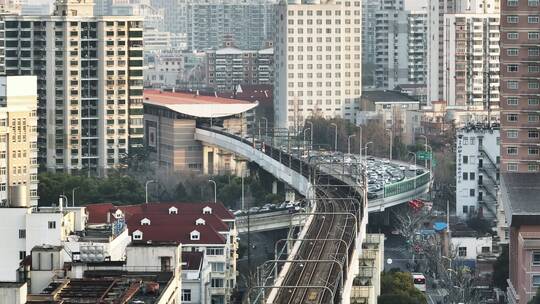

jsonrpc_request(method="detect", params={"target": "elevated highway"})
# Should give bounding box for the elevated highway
[194,126,431,303]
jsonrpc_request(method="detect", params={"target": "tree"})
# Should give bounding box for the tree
[379,271,427,304]
[493,245,509,290]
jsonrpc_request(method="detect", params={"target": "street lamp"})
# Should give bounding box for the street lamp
[71,187,79,207]
[347,134,356,155]
[261,117,268,141]
[330,123,338,152]
[145,180,155,204]
[364,141,374,159]
[386,128,393,160]
[59,194,68,211]
[209,179,217,203]
[408,151,417,192]
[306,121,313,145]
[419,135,429,169]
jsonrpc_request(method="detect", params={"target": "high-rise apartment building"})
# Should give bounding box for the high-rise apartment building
[274,0,362,129]
[186,0,276,51]
[500,0,540,173]
[408,10,428,84]
[206,42,273,92]
[0,0,144,175]
[0,76,38,206]
[427,0,500,106]
[442,13,500,108]
[374,8,409,88]
[361,0,379,88]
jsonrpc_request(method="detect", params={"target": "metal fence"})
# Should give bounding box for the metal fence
[383,171,430,197]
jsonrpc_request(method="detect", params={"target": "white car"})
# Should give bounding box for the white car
[408,165,417,171]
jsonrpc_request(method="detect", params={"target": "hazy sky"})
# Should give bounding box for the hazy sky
[404,0,428,11]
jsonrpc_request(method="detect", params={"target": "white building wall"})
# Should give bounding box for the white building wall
[456,127,500,218]
[0,283,27,304]
[451,236,492,260]
[0,208,29,281]
[274,0,362,129]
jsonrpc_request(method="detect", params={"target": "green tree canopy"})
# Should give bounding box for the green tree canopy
[379,271,427,304]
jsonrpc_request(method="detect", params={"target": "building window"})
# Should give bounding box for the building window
[48,221,56,229]
[529,148,539,155]
[481,246,490,253]
[530,0,539,6]
[533,252,540,265]
[211,262,225,272]
[507,147,518,155]
[507,80,519,89]
[463,206,468,214]
[181,289,192,302]
[529,164,539,172]
[458,247,467,257]
[508,0,518,6]
[507,32,519,40]
[470,172,475,180]
[18,229,25,239]
[507,130,518,138]
[533,275,540,287]
[529,114,540,122]
[529,81,540,89]
[507,48,519,56]
[19,251,26,260]
[508,163,518,171]
[530,98,540,105]
[529,130,539,138]
[530,65,540,73]
[530,16,540,23]
[507,64,519,72]
[507,114,519,122]
[470,189,475,197]
[507,16,519,23]
[530,32,540,40]
[507,97,519,105]
[206,247,224,256]
[463,172,468,180]
[530,48,540,56]
[211,278,224,288]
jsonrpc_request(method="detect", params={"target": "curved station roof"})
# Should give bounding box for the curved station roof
[143,89,258,118]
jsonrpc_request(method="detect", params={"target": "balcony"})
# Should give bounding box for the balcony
[350,285,372,302]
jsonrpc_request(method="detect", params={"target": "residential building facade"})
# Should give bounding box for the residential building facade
[442,12,500,108]
[500,0,540,173]
[1,0,144,175]
[274,0,362,129]
[374,7,409,88]
[456,124,500,219]
[408,10,428,85]
[0,76,39,206]
[206,44,273,92]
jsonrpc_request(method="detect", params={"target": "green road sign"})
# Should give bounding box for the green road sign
[417,151,432,160]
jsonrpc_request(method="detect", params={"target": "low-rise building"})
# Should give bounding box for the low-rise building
[86,201,237,304]
[357,90,421,145]
[502,173,540,304]
[143,89,257,174]
[456,124,500,219]
[350,233,384,304]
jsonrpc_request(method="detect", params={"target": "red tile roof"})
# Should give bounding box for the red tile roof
[86,202,234,225]
[85,202,234,245]
[144,89,252,105]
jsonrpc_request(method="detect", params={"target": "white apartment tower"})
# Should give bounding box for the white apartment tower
[274,0,362,129]
[408,10,428,84]
[427,0,500,105]
[1,0,144,175]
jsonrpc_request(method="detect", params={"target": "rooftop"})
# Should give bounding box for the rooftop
[361,90,419,103]
[28,271,174,304]
[502,173,540,226]
[143,89,258,118]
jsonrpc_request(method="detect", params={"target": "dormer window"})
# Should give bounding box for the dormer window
[169,206,178,215]
[140,218,151,226]
[133,230,143,240]
[114,209,124,219]
[203,206,212,214]
[195,218,206,225]
[190,230,200,241]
